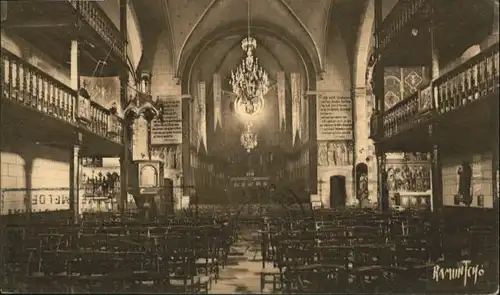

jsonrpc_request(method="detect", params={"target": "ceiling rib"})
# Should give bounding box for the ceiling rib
[175,0,219,77]
[278,0,323,71]
[184,23,312,94]
[162,0,177,75]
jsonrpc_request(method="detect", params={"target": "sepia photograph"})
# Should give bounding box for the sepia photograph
[0,0,498,293]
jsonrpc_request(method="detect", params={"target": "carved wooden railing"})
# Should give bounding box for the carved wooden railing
[377,0,427,54]
[68,0,126,63]
[383,91,420,138]
[1,49,76,123]
[90,101,123,144]
[1,48,123,144]
[375,43,499,141]
[433,42,499,114]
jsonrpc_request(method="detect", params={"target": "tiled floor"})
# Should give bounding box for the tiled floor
[209,232,277,294]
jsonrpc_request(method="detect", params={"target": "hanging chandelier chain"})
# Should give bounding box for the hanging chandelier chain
[247,0,250,39]
[229,0,269,104]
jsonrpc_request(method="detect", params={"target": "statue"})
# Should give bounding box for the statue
[358,173,369,200]
[403,165,411,191]
[341,143,348,165]
[394,168,403,191]
[175,146,182,170]
[318,145,325,167]
[415,167,424,192]
[387,168,395,191]
[458,160,472,206]
[346,142,353,165]
[335,143,343,166]
[167,148,175,169]
[326,142,335,166]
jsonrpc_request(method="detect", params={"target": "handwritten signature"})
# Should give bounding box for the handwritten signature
[432,260,485,287]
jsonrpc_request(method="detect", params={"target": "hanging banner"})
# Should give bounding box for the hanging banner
[80,76,121,111]
[302,95,309,141]
[151,96,183,145]
[198,82,207,152]
[132,115,149,160]
[277,71,286,132]
[291,73,301,144]
[190,94,196,147]
[316,93,353,141]
[213,73,222,130]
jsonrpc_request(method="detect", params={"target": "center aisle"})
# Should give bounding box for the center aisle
[210,230,277,294]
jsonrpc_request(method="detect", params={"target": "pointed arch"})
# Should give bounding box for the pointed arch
[353,0,374,88]
[179,20,318,95]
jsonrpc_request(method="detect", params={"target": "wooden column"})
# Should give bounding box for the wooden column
[429,0,442,212]
[70,135,82,223]
[430,126,442,212]
[491,90,499,208]
[493,0,499,36]
[376,148,388,211]
[429,0,440,80]
[70,40,79,91]
[69,37,81,222]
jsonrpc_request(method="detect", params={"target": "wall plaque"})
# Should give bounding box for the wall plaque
[317,94,353,141]
[151,96,183,145]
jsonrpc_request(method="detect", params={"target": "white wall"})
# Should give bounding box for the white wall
[1,139,71,215]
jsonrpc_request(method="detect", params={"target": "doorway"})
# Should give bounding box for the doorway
[330,175,347,208]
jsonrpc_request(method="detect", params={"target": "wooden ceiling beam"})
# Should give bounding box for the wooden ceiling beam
[6,21,73,29]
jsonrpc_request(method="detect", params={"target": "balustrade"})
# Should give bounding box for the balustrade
[1,48,123,144]
[68,0,126,62]
[89,102,109,138]
[383,92,420,138]
[1,49,76,123]
[433,42,499,114]
[377,0,426,54]
[377,43,498,140]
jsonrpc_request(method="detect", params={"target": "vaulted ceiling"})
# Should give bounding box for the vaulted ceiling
[132,0,400,91]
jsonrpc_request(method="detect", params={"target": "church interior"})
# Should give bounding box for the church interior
[0,0,498,293]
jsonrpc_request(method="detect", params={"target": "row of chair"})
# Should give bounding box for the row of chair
[257,208,497,294]
[3,212,239,293]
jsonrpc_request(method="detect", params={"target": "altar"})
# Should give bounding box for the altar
[230,176,270,189]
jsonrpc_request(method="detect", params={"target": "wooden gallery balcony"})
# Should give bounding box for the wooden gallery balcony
[371,42,499,150]
[376,0,428,58]
[2,0,126,76]
[1,49,124,156]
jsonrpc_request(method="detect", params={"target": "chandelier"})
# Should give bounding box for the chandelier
[229,0,269,105]
[230,37,269,104]
[241,122,258,153]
